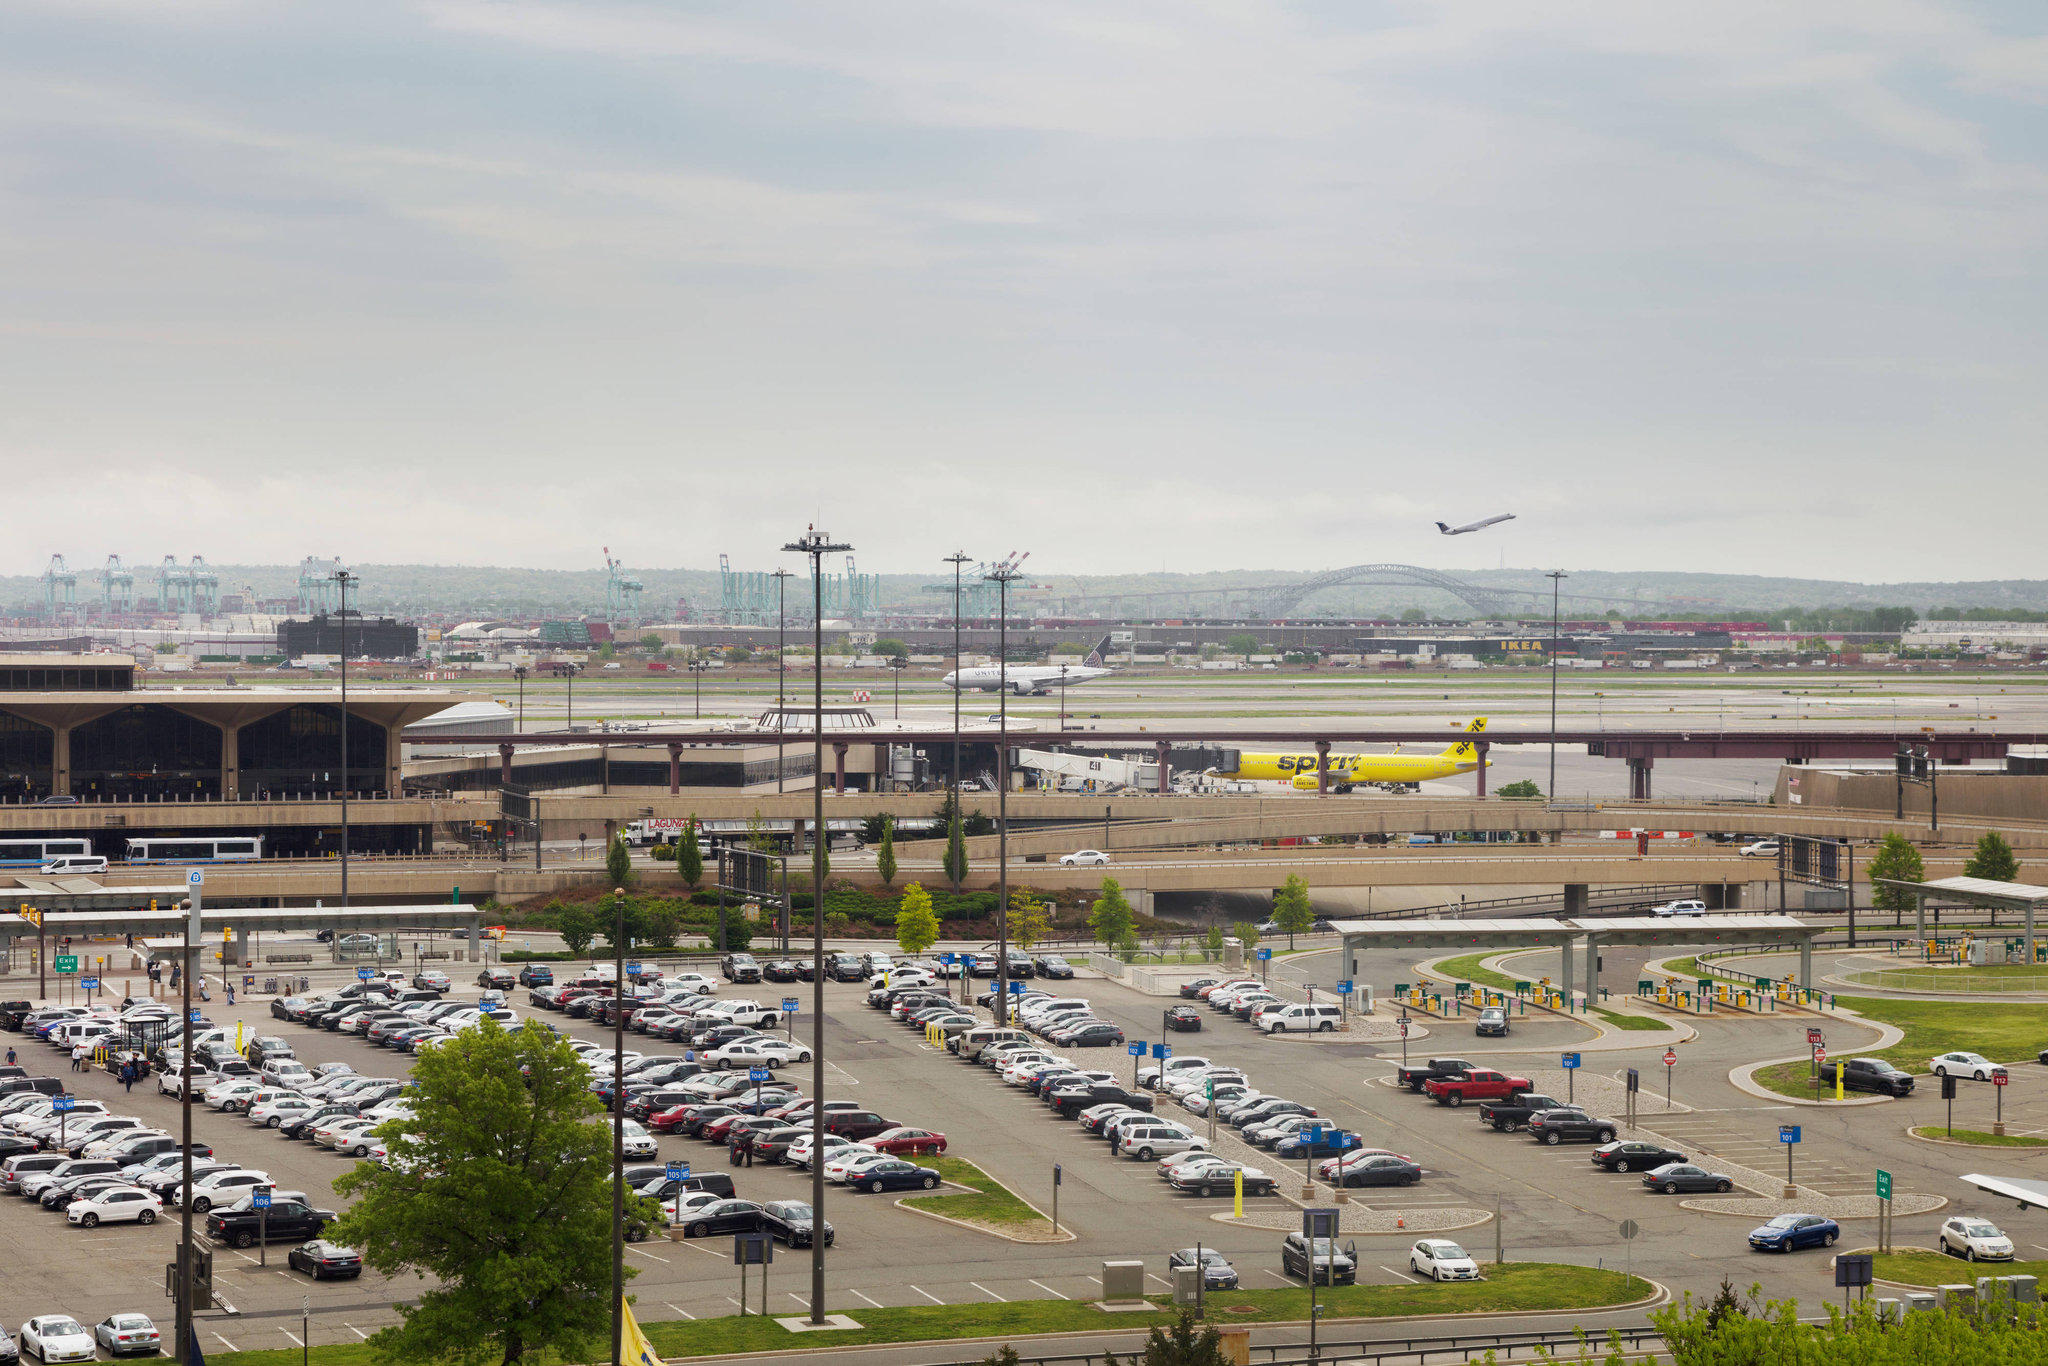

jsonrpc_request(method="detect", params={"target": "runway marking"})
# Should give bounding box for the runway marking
[850,1289,885,1309]
[347,1325,370,1339]
[280,1330,303,1346]
[1029,1279,1069,1299]
[628,1246,669,1263]
[969,1281,1007,1302]
[911,1285,945,1304]
[212,1334,238,1352]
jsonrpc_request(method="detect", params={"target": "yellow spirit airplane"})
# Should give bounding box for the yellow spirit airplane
[1215,718,1490,793]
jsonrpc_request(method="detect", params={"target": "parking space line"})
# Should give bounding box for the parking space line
[346,1325,370,1339]
[1029,1279,1069,1299]
[788,1293,809,1307]
[1378,1266,1409,1280]
[212,1334,239,1352]
[910,1285,944,1304]
[1263,1270,1293,1285]
[969,1282,1007,1302]
[850,1289,885,1309]
[1147,1273,1173,1289]
[628,1247,669,1263]
[663,1303,695,1319]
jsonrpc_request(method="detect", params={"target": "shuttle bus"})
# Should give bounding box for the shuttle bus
[0,837,93,868]
[123,836,264,864]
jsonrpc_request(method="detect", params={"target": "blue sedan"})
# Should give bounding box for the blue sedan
[1748,1213,1839,1252]
[848,1159,942,1194]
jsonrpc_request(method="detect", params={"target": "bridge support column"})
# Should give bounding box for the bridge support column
[1315,740,1330,797]
[667,743,682,795]
[1915,892,1925,942]
[1132,887,1154,918]
[2026,902,2037,971]
[231,927,251,975]
[1798,937,1812,986]
[52,723,70,796]
[1583,933,1599,1005]
[469,913,482,962]
[1155,741,1170,794]
[832,742,848,795]
[220,723,239,800]
[1562,884,1588,917]
[1627,756,1654,799]
[499,744,514,786]
[1474,742,1487,797]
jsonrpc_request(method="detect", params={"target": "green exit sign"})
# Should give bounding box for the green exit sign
[54,955,78,974]
[1876,1169,1893,1200]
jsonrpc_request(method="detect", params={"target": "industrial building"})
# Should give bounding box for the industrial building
[276,611,420,659]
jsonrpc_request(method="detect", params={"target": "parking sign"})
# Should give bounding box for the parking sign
[1256,948,1272,961]
[1150,1043,1169,1059]
[748,1067,772,1083]
[1336,980,1354,995]
[80,977,99,991]
[252,1188,272,1210]
[357,968,374,980]
[1779,1125,1801,1144]
[781,998,800,1014]
[667,1163,689,1182]
[187,869,204,886]
[52,1095,75,1113]
[1127,1042,1146,1056]
[1561,1052,1582,1070]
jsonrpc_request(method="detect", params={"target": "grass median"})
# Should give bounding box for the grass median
[1433,953,1519,993]
[1750,994,2043,1101]
[1909,1125,2048,1147]
[206,1264,1648,1365]
[900,1154,1045,1227]
[1874,1250,2048,1286]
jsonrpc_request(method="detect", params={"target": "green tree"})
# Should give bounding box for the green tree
[326,1019,663,1366]
[963,809,996,838]
[1204,925,1227,962]
[1089,878,1135,948]
[1654,1285,2045,1364]
[859,813,891,846]
[1965,830,2020,883]
[746,810,776,854]
[636,633,663,649]
[1868,832,1925,914]
[1010,892,1050,949]
[677,820,703,890]
[872,637,909,657]
[644,906,680,950]
[1232,920,1262,955]
[1272,872,1314,949]
[724,645,752,663]
[896,882,941,957]
[1225,632,1261,657]
[554,903,596,957]
[943,807,969,889]
[604,833,632,889]
[877,816,898,887]
[595,891,647,952]
[1496,779,1543,799]
[1103,1309,1234,1366]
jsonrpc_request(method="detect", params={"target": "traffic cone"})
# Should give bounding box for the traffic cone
[1397,1217,1405,1228]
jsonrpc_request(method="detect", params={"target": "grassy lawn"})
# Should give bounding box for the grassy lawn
[1874,1250,2048,1287]
[1910,1125,2048,1147]
[1592,1007,1668,1032]
[1834,994,2044,1071]
[1848,964,2048,994]
[901,1154,1046,1227]
[1433,953,1520,993]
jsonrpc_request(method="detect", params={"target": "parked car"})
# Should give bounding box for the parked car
[287,1239,364,1279]
[1033,954,1075,980]
[1424,1068,1532,1108]
[92,1314,162,1358]
[758,1199,834,1248]
[1280,1231,1356,1285]
[1163,1005,1203,1033]
[1526,1109,1617,1146]
[1818,1057,1915,1096]
[1747,1213,1839,1252]
[1326,1153,1420,1187]
[1394,1058,1476,1093]
[64,1185,163,1227]
[1642,1163,1734,1194]
[1591,1140,1685,1172]
[847,1159,941,1193]
[1409,1239,1480,1281]
[1169,1246,1239,1289]
[721,954,762,984]
[1939,1216,2015,1261]
[19,1316,97,1364]
[1931,1052,2006,1082]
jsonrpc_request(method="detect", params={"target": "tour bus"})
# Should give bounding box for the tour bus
[123,836,265,864]
[0,838,93,868]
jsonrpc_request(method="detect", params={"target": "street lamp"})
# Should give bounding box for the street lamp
[1058,663,1069,732]
[1547,571,1567,801]
[331,570,358,908]
[512,665,527,734]
[773,568,793,793]
[986,559,1024,1011]
[565,663,579,734]
[689,658,709,719]
[944,552,970,802]
[889,655,907,721]
[609,885,627,1366]
[173,893,198,1365]
[781,525,850,1327]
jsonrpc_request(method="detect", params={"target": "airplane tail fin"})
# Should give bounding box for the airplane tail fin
[1435,521,1451,533]
[1083,634,1114,668]
[1441,716,1488,760]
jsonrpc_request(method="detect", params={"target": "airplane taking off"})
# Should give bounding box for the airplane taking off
[944,635,1116,696]
[1215,718,1491,793]
[1436,513,1515,535]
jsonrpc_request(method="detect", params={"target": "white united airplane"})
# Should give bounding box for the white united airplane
[943,635,1116,696]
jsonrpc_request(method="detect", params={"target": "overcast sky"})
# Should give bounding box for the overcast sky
[2,2,2042,581]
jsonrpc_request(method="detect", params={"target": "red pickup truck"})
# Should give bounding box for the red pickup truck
[1422,1068,1533,1108]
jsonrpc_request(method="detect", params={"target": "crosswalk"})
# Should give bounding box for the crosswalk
[1642,1112,1871,1198]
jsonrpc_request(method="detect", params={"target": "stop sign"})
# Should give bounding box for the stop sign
[1663,1049,1677,1067]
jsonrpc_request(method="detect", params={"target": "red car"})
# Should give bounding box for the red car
[648,1104,698,1134]
[869,1127,948,1156]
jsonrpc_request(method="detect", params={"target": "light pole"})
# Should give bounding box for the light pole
[782,526,850,1327]
[1058,663,1069,732]
[986,560,1023,1012]
[773,568,793,793]
[1546,571,1567,801]
[690,658,708,719]
[889,655,907,721]
[331,570,357,908]
[609,883,627,1366]
[945,552,970,801]
[174,893,197,1364]
[513,665,527,734]
[565,663,578,733]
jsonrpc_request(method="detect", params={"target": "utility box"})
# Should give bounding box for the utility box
[1217,1327,1252,1365]
[1939,1283,1977,1312]
[1171,1264,1201,1306]
[1101,1260,1145,1304]
[2004,1274,2039,1303]
[1901,1292,1938,1314]
[1875,1298,1901,1324]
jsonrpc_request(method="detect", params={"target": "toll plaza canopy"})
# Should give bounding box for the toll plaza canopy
[0,876,189,909]
[0,902,490,974]
[1333,914,1827,1005]
[1874,875,2048,960]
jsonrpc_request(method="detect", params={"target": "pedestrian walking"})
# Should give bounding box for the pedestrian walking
[169,966,180,989]
[5,1046,15,1067]
[122,1063,135,1094]
[226,982,235,1006]
[741,1132,755,1168]
[199,980,210,1002]
[729,1137,743,1167]
[71,1043,87,1072]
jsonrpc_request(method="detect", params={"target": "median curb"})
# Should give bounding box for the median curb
[1903,1125,2048,1152]
[894,1197,1077,1242]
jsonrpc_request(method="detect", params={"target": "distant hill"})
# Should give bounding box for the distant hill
[5,562,2048,621]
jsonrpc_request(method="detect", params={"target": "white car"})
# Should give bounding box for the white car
[177,1168,274,1213]
[642,1188,724,1224]
[1409,1239,1481,1281]
[315,1118,383,1153]
[1740,840,1781,857]
[1166,1068,1248,1100]
[786,1133,866,1172]
[707,1038,813,1068]
[1138,1055,1213,1090]
[93,1313,163,1357]
[1651,900,1707,918]
[1059,849,1111,867]
[1931,1052,2006,1081]
[262,1060,315,1089]
[619,1119,658,1160]
[1182,1084,1259,1117]
[662,973,718,996]
[65,1185,163,1227]
[1156,1151,1233,1181]
[19,1315,98,1363]
[823,1150,893,1185]
[1939,1216,2015,1261]
[251,1095,319,1127]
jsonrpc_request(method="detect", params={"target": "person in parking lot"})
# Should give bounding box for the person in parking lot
[741,1131,756,1168]
[729,1135,743,1166]
[5,1047,15,1067]
[72,1042,88,1072]
[226,981,236,1006]
[121,1062,136,1093]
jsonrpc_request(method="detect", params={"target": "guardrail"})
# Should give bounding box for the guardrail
[918,1324,1666,1366]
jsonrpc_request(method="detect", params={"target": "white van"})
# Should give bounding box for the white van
[40,854,109,875]
[952,1026,1029,1061]
[1116,1122,1208,1160]
[1261,1002,1344,1035]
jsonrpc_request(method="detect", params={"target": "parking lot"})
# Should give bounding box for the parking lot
[4,931,2041,1354]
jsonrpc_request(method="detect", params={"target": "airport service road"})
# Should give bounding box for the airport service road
[3,964,2022,1344]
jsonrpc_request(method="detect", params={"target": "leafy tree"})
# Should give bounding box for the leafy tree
[1496,779,1543,799]
[1103,1310,1234,1366]
[1867,833,1925,914]
[943,807,969,888]
[721,915,754,952]
[326,1019,663,1366]
[1114,931,1140,963]
[596,642,616,661]
[677,821,703,890]
[1204,925,1227,962]
[877,816,897,887]
[1653,1286,2045,1364]
[896,883,941,957]
[963,810,996,838]
[1965,830,2020,883]
[859,813,891,846]
[1089,878,1135,948]
[872,637,909,657]
[604,833,632,889]
[979,1348,1023,1366]
[644,906,680,950]
[1272,873,1314,948]
[595,892,647,952]
[1009,892,1050,950]
[636,633,663,649]
[1232,920,1261,955]
[554,903,596,956]
[724,645,752,663]
[746,810,776,854]
[1399,608,1427,623]
[1225,632,1261,657]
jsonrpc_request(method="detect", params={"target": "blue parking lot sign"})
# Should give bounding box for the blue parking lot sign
[52,1095,75,1112]
[938,953,954,965]
[1256,948,1272,961]
[189,1009,203,1023]
[253,1188,272,1210]
[357,968,374,980]
[626,963,641,975]
[80,977,99,991]
[1336,980,1354,995]
[781,998,800,1013]
[1779,1125,1801,1144]
[1150,1043,1169,1059]
[748,1067,772,1083]
[666,1163,689,1181]
[1007,981,1025,994]
[1127,1042,1146,1056]
[1561,1052,1582,1070]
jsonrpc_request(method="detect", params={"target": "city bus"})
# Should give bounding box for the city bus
[0,837,93,867]
[123,836,265,864]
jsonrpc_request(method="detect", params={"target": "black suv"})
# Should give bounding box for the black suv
[722,954,762,984]
[1526,1108,1618,1145]
[1819,1057,1915,1097]
[827,955,866,982]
